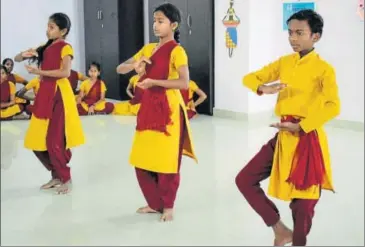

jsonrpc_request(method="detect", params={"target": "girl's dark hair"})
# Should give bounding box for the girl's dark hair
[2,58,14,66]
[1,65,10,75]
[287,9,324,36]
[154,3,182,43]
[31,13,72,66]
[89,61,101,79]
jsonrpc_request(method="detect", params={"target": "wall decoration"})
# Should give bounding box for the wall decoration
[222,0,240,58]
[283,2,315,30]
[358,0,364,21]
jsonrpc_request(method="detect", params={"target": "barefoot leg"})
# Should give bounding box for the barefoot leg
[40,179,61,190]
[136,206,159,214]
[272,220,293,246]
[160,208,174,222]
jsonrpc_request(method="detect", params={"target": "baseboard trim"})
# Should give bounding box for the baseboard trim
[328,119,364,132]
[213,109,364,132]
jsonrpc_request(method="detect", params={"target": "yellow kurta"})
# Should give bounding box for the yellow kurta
[113,74,141,116]
[243,50,340,201]
[24,45,85,151]
[79,79,108,111]
[1,81,23,118]
[129,43,198,173]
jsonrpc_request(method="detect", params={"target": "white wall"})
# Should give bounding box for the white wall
[214,0,250,113]
[215,0,364,123]
[2,0,362,122]
[1,0,86,84]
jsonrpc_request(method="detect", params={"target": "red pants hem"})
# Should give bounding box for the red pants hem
[235,134,319,246]
[33,89,71,183]
[135,108,185,210]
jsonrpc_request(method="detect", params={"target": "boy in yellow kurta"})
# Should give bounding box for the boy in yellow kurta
[116,3,197,222]
[112,74,141,116]
[235,10,340,246]
[14,13,85,195]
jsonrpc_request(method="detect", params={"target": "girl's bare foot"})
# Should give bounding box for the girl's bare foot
[136,206,158,214]
[272,220,293,246]
[160,208,173,222]
[56,181,72,194]
[40,179,61,190]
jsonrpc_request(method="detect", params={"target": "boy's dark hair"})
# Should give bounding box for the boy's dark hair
[287,9,324,36]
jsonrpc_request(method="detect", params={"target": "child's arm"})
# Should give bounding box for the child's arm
[243,59,283,94]
[25,55,72,78]
[77,90,84,104]
[14,74,28,85]
[193,88,207,107]
[299,66,341,133]
[117,57,151,75]
[126,82,134,98]
[78,72,89,81]
[14,48,38,62]
[15,87,34,101]
[140,65,189,90]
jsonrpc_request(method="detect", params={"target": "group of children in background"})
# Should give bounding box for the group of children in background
[1,58,207,121]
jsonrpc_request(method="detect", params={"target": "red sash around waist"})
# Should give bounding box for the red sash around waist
[284,116,326,190]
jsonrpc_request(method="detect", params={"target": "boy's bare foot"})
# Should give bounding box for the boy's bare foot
[272,220,293,246]
[56,181,72,194]
[40,179,61,190]
[136,206,158,214]
[160,208,173,222]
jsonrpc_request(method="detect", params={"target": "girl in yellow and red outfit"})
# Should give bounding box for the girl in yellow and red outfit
[117,3,197,222]
[0,65,26,120]
[14,13,85,194]
[77,62,114,116]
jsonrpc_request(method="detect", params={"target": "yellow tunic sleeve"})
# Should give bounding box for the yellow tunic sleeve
[80,80,88,93]
[299,65,341,133]
[242,58,281,93]
[132,45,146,61]
[101,81,107,93]
[25,78,37,90]
[129,75,138,88]
[189,80,199,92]
[61,45,74,59]
[172,46,188,69]
[14,74,26,83]
[77,72,84,80]
[9,82,16,95]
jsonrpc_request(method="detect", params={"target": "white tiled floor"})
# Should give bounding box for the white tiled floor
[1,115,364,246]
